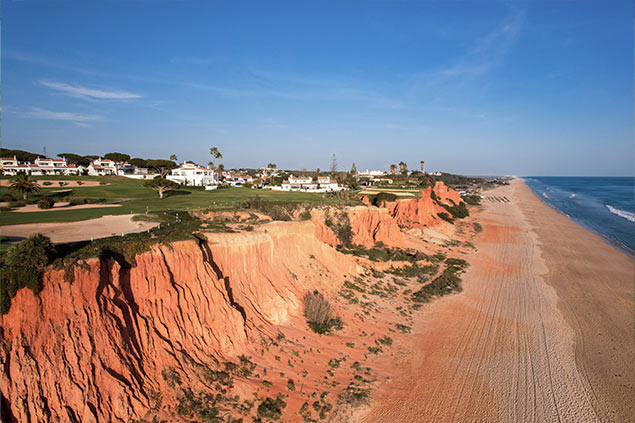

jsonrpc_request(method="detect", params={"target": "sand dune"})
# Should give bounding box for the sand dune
[361,179,634,422]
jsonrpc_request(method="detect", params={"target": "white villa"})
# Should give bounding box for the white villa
[1,156,80,176]
[117,162,148,176]
[276,175,343,192]
[167,162,218,186]
[356,169,385,178]
[87,158,117,176]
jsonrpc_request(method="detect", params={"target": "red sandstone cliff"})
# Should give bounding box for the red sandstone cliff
[0,185,464,422]
[365,181,463,229]
[0,222,361,423]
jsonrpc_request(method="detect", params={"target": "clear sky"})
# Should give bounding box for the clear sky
[2,0,633,176]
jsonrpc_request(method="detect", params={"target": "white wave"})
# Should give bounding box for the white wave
[569,194,576,198]
[606,205,635,223]
[542,192,549,199]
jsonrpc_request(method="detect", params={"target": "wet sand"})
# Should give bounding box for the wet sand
[361,179,634,422]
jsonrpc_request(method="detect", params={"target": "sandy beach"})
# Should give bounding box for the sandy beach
[361,179,634,422]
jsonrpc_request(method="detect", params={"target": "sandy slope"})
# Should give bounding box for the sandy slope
[361,179,634,422]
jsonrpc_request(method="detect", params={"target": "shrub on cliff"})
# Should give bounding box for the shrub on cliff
[443,201,469,219]
[257,396,287,420]
[0,234,54,314]
[411,260,468,303]
[324,211,353,246]
[303,290,342,334]
[464,195,481,205]
[370,192,397,207]
[437,212,454,223]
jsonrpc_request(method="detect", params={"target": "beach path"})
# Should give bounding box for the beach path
[361,179,634,422]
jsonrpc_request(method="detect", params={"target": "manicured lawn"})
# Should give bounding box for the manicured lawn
[0,175,349,225]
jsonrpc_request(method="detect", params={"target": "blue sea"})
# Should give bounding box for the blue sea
[524,177,635,255]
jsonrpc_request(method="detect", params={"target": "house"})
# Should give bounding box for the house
[278,175,343,192]
[223,172,254,187]
[167,162,218,186]
[258,167,279,180]
[1,156,19,168]
[356,169,385,178]
[88,158,117,176]
[33,157,80,175]
[1,156,80,175]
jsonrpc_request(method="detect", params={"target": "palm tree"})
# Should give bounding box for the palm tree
[420,160,425,172]
[390,164,397,175]
[10,174,40,200]
[316,168,321,176]
[208,161,216,171]
[170,154,178,162]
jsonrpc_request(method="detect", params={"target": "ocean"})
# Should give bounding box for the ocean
[524,177,635,255]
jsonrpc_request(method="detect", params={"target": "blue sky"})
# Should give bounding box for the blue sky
[2,0,633,176]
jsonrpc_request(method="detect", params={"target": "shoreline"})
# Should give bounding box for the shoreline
[360,178,634,422]
[520,177,635,258]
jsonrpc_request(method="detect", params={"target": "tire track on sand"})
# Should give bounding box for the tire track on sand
[360,181,601,423]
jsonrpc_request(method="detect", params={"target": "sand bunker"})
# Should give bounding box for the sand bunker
[11,202,121,213]
[0,180,107,187]
[1,214,158,243]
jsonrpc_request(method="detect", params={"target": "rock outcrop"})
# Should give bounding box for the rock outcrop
[378,182,462,228]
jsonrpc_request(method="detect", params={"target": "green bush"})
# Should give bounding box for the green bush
[324,211,353,246]
[411,261,468,304]
[442,201,469,219]
[464,195,481,205]
[437,212,454,223]
[8,200,26,208]
[1,193,16,202]
[37,197,55,209]
[473,222,483,233]
[69,197,108,206]
[257,396,287,420]
[42,181,53,186]
[0,234,54,314]
[337,384,371,407]
[370,192,397,207]
[299,208,312,221]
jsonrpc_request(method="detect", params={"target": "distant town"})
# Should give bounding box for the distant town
[1,148,461,194]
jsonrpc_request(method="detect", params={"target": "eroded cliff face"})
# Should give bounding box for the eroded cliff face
[0,184,465,422]
[0,221,361,423]
[369,181,462,229]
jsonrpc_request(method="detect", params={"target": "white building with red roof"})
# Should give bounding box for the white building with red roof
[278,175,342,192]
[88,158,117,176]
[1,156,80,176]
[167,162,218,186]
